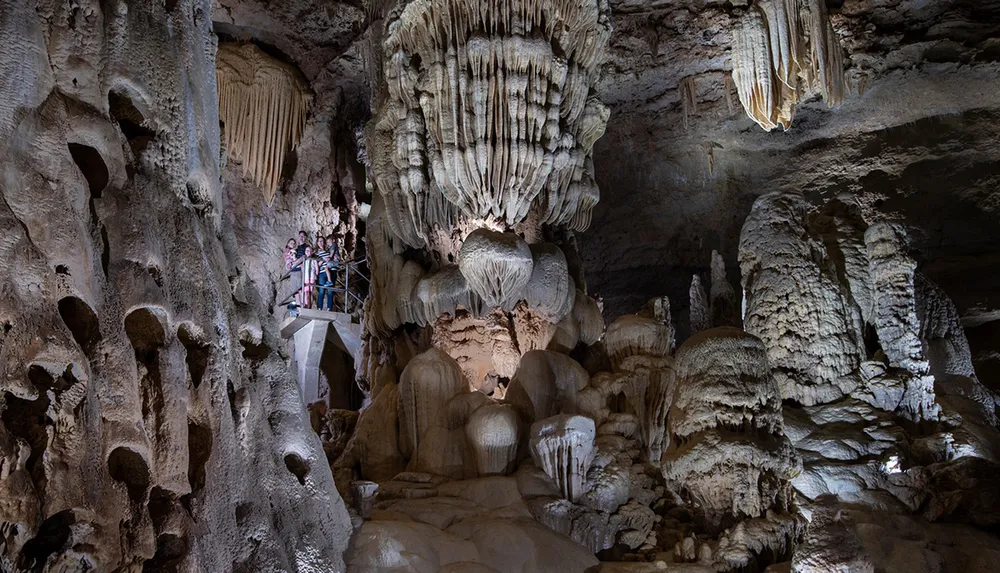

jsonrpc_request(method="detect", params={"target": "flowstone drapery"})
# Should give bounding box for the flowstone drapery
[216,43,311,204]
[731,0,846,131]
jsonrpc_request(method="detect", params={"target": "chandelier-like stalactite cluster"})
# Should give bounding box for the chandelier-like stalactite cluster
[216,43,312,204]
[731,0,846,131]
[369,0,612,250]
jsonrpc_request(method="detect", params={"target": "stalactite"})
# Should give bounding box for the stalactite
[730,0,845,131]
[216,43,312,205]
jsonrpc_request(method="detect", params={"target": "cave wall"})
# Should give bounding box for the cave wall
[0,1,351,571]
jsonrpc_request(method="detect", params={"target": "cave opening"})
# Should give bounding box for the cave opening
[177,323,211,388]
[17,509,75,573]
[187,420,213,495]
[109,89,156,162]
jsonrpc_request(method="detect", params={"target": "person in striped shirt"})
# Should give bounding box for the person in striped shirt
[299,245,320,309]
[315,236,334,310]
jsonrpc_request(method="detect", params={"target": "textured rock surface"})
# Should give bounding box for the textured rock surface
[740,192,863,406]
[0,1,352,571]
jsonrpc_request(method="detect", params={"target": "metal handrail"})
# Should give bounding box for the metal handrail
[280,257,369,316]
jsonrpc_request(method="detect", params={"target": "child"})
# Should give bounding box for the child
[300,245,320,309]
[283,238,297,272]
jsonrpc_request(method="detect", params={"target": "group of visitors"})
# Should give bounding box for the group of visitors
[284,231,341,314]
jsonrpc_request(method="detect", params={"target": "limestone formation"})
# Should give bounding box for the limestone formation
[573,290,605,346]
[710,250,740,328]
[740,192,864,406]
[217,42,312,204]
[529,415,596,502]
[604,315,673,367]
[506,350,590,423]
[465,403,521,476]
[6,1,1000,572]
[792,496,874,573]
[458,229,534,308]
[399,348,468,458]
[523,243,576,321]
[731,0,845,131]
[0,3,351,571]
[620,354,676,463]
[865,223,940,421]
[663,327,800,531]
[689,274,711,334]
[370,0,612,247]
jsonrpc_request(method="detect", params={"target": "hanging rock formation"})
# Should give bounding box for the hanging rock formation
[731,0,846,131]
[216,42,311,204]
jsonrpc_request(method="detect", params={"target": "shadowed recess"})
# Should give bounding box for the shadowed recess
[108,446,150,503]
[57,296,101,354]
[17,509,75,573]
[67,143,109,197]
[284,453,310,485]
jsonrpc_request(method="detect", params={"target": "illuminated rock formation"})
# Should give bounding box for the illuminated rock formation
[465,403,521,476]
[529,415,596,502]
[662,327,800,531]
[216,42,312,204]
[740,192,864,406]
[731,0,846,131]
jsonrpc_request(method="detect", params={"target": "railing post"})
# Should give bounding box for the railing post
[344,263,350,313]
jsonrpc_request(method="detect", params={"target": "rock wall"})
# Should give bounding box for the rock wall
[0,2,351,571]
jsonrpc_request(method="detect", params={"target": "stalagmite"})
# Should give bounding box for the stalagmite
[216,43,312,204]
[398,348,469,458]
[458,229,534,308]
[689,274,710,334]
[662,327,800,531]
[620,355,676,463]
[710,250,740,328]
[465,403,521,476]
[605,315,673,367]
[730,0,845,131]
[739,191,863,406]
[865,222,940,421]
[529,415,597,502]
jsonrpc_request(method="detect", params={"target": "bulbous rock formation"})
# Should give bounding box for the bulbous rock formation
[506,350,590,423]
[399,348,469,458]
[459,229,534,308]
[604,315,674,367]
[529,415,596,502]
[523,243,576,321]
[465,403,521,476]
[662,327,800,531]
